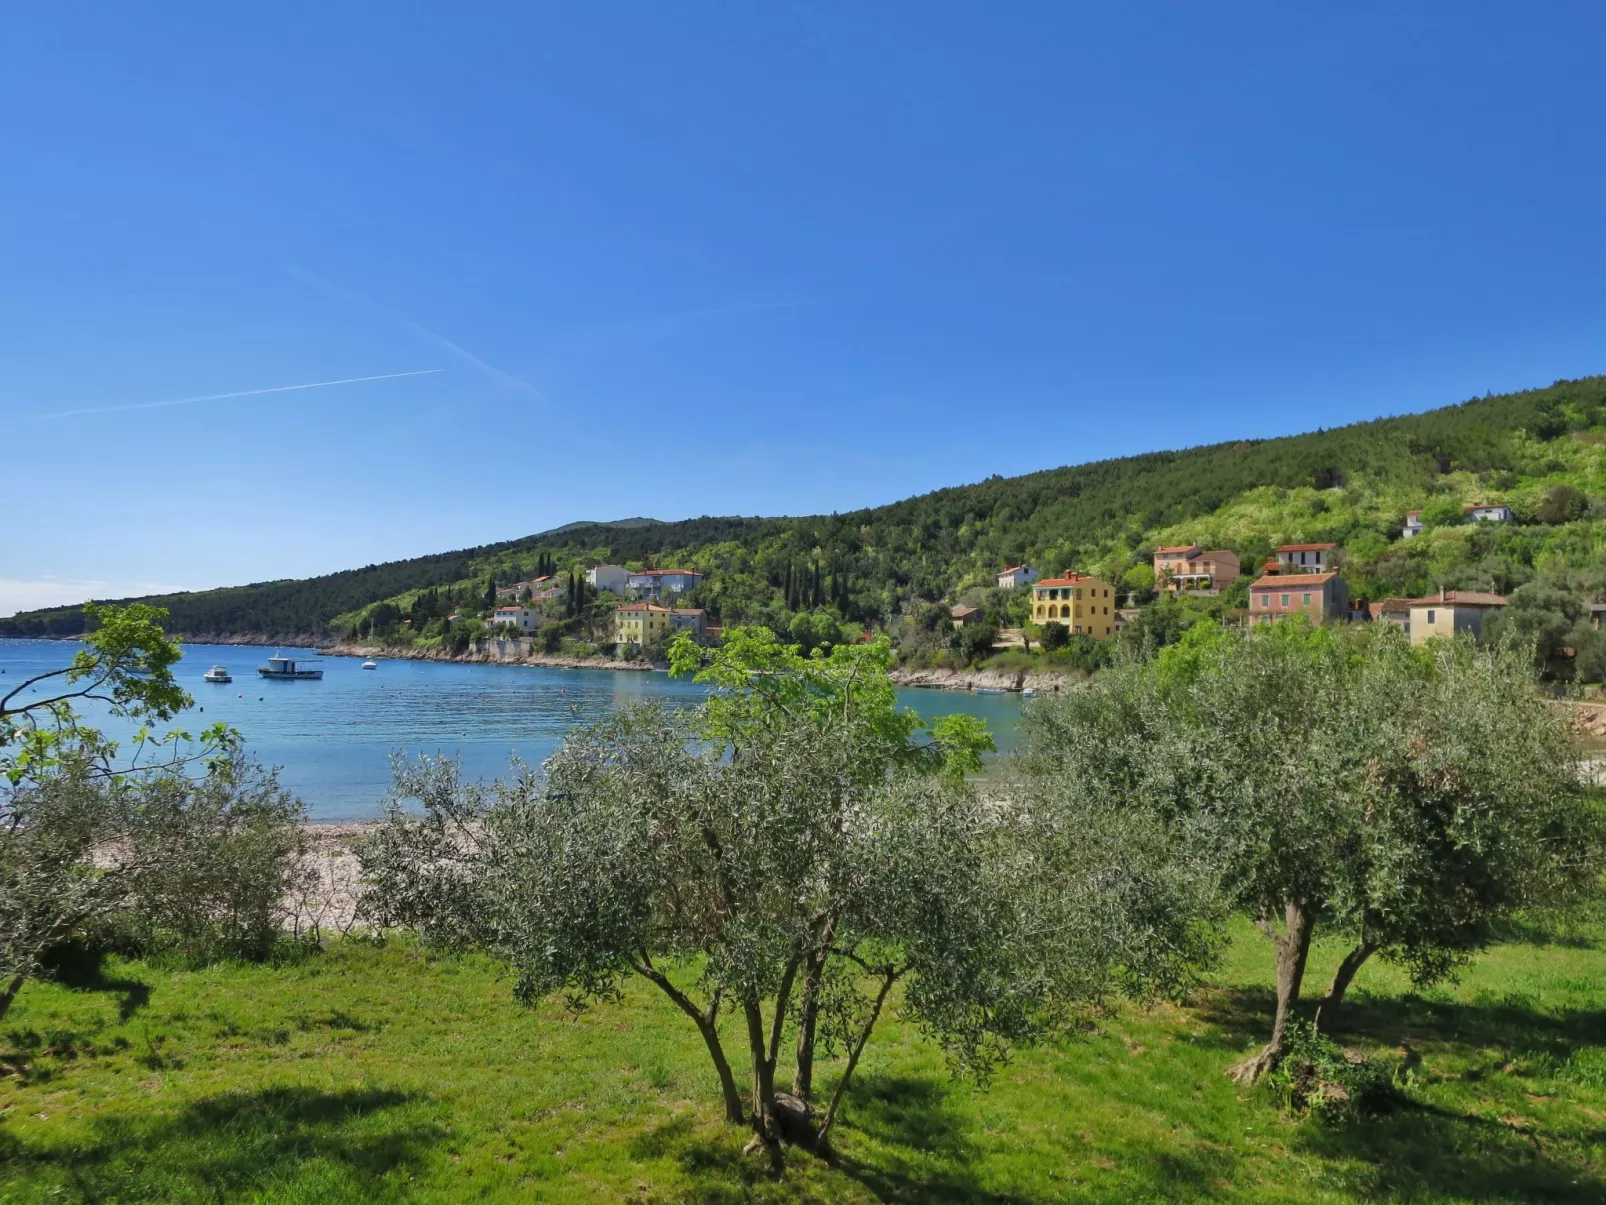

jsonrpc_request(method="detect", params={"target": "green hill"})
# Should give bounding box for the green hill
[7,375,1606,648]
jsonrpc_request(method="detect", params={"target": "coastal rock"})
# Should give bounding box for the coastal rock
[324,641,656,673]
[887,665,1076,694]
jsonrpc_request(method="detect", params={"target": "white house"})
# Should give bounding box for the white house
[586,565,631,594]
[996,564,1040,589]
[1465,503,1514,523]
[1276,543,1337,572]
[627,569,705,599]
[489,606,542,633]
[1402,510,1423,538]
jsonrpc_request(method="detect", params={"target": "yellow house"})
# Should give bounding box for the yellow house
[1030,572,1118,638]
[613,602,673,648]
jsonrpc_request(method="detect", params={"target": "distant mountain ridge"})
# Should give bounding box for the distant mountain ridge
[5,374,1605,641]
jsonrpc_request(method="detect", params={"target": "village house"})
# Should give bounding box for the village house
[489,606,542,633]
[1152,545,1241,592]
[1030,572,1118,638]
[1369,590,1507,644]
[1465,503,1514,523]
[523,574,569,602]
[1248,571,1349,625]
[613,602,672,648]
[995,564,1040,589]
[627,569,705,600]
[950,604,983,628]
[587,564,631,594]
[669,608,707,638]
[1402,510,1424,538]
[494,580,532,601]
[613,602,706,648]
[1276,542,1337,572]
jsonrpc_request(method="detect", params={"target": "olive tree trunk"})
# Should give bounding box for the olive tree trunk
[792,944,830,1101]
[0,973,26,1026]
[742,994,783,1168]
[1229,896,1314,1083]
[1314,938,1376,1032]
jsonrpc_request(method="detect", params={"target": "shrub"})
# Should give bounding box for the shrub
[1268,1022,1398,1124]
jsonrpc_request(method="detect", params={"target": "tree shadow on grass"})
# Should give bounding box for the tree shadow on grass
[828,1073,1036,1204]
[41,938,152,1021]
[1295,1099,1606,1202]
[625,1076,1041,1204]
[1194,983,1606,1066]
[1192,985,1606,1202]
[1,1086,444,1202]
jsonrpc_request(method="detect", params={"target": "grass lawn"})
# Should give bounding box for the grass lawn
[2,919,1604,1203]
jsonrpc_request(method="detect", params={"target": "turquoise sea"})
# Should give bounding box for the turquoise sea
[0,640,1023,821]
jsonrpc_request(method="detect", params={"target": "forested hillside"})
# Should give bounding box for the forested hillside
[7,375,1606,648]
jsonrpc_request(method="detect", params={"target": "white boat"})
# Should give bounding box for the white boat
[258,655,324,681]
[361,660,378,670]
[203,665,232,683]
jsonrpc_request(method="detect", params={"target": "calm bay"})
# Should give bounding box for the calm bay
[0,639,1023,820]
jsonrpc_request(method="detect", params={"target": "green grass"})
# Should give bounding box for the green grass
[3,920,1605,1203]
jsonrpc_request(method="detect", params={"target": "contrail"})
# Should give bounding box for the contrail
[32,369,441,420]
[288,264,542,399]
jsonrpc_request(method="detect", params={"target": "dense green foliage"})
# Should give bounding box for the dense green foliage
[8,375,1606,649]
[1018,621,1606,1081]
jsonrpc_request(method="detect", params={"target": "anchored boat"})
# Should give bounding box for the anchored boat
[203,665,232,683]
[258,655,324,681]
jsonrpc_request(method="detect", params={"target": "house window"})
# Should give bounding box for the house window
[1259,595,1269,608]
[1303,593,1311,605]
[1426,610,1435,624]
[1074,625,1081,634]
[1281,594,1289,607]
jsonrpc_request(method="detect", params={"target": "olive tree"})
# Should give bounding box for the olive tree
[1021,619,1604,1081]
[361,628,1217,1166]
[1314,634,1603,1027]
[1,604,309,1022]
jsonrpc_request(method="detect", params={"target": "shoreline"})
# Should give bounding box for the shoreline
[320,640,657,673]
[5,634,1071,694]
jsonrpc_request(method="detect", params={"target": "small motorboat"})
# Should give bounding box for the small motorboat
[258,655,324,681]
[974,687,1005,695]
[361,660,378,670]
[203,665,232,683]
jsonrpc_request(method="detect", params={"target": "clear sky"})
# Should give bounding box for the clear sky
[4,2,1604,616]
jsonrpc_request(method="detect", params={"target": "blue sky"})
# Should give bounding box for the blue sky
[4,2,1604,615]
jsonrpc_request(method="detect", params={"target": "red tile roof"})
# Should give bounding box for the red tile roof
[1154,545,1200,555]
[617,602,672,613]
[1277,543,1337,553]
[1250,572,1340,589]
[1374,591,1507,612]
[998,564,1032,574]
[1440,590,1506,606]
[1036,572,1105,587]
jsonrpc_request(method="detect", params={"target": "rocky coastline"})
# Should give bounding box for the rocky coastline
[322,640,656,672]
[887,665,1075,694]
[326,640,1069,693]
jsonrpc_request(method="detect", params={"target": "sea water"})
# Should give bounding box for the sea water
[0,640,1023,820]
